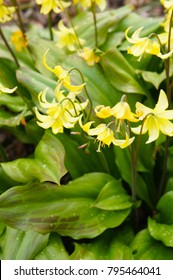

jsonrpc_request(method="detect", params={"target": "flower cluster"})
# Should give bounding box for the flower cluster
[11,30,28,52]
[125,0,173,60]
[35,50,88,134]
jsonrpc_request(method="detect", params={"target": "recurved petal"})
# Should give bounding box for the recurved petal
[158,118,173,136]
[112,133,135,148]
[135,102,152,118]
[154,89,168,112]
[95,105,112,118]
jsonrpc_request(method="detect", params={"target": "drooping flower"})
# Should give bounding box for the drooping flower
[159,10,173,49]
[78,47,100,66]
[11,30,28,52]
[126,26,173,60]
[53,20,85,51]
[0,0,15,23]
[43,49,85,93]
[0,83,17,94]
[35,85,88,134]
[35,0,70,14]
[79,116,135,151]
[73,0,106,11]
[132,90,173,143]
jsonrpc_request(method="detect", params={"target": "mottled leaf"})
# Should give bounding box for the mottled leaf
[0,173,131,239]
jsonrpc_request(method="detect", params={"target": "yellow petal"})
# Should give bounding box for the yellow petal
[154,89,168,112]
[146,116,159,144]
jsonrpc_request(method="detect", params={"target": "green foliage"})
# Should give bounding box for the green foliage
[0,0,173,260]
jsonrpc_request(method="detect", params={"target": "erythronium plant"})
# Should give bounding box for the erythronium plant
[0,0,173,260]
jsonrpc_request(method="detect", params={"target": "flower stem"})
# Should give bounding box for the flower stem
[69,67,93,122]
[91,0,98,48]
[0,26,20,67]
[48,11,54,40]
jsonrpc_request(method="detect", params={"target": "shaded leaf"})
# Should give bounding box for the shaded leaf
[157,191,173,224]
[1,131,67,184]
[35,233,69,260]
[0,173,131,239]
[130,229,173,260]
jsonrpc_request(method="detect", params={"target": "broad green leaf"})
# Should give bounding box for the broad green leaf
[100,48,145,95]
[0,167,16,194]
[71,225,134,260]
[130,229,173,260]
[156,191,173,224]
[1,226,49,260]
[0,173,131,239]
[0,58,31,100]
[0,94,25,112]
[94,180,132,210]
[1,131,67,184]
[148,217,173,247]
[16,67,56,110]
[35,233,69,260]
[139,70,166,89]
[56,133,113,178]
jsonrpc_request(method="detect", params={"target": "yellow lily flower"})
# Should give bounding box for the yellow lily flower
[43,49,85,93]
[53,20,85,51]
[0,0,15,23]
[79,117,134,151]
[73,0,106,11]
[11,30,28,52]
[159,11,173,49]
[35,0,70,15]
[132,90,173,143]
[94,105,112,119]
[35,86,88,134]
[78,47,100,66]
[0,83,17,94]
[126,26,173,60]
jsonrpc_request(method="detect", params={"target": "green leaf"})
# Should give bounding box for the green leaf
[0,94,25,112]
[73,6,133,48]
[130,229,173,260]
[139,70,166,89]
[100,48,145,95]
[56,133,112,178]
[71,225,134,260]
[94,180,132,210]
[1,131,67,184]
[0,109,29,127]
[35,233,69,260]
[114,146,153,208]
[16,67,56,110]
[148,217,173,247]
[157,191,173,224]
[0,226,49,260]
[0,173,131,239]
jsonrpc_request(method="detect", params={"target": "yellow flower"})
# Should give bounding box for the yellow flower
[43,49,85,93]
[11,30,28,52]
[79,117,134,151]
[35,0,70,14]
[0,83,17,94]
[94,105,112,119]
[0,0,15,23]
[78,47,100,66]
[73,0,106,11]
[159,11,173,49]
[53,20,85,51]
[35,86,88,134]
[132,90,173,143]
[126,26,173,60]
